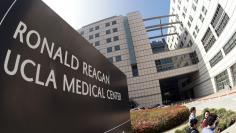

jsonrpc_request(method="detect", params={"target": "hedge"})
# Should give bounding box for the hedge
[130,105,190,133]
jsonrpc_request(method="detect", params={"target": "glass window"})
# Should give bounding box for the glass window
[114,45,120,51]
[95,33,99,38]
[182,12,186,18]
[155,52,198,72]
[95,26,99,30]
[113,36,119,41]
[131,64,139,77]
[106,29,111,34]
[189,15,193,22]
[151,41,165,54]
[201,27,216,52]
[215,70,230,91]
[188,40,193,47]
[223,32,236,55]
[177,5,180,10]
[202,6,207,15]
[89,35,93,40]
[185,30,188,36]
[112,28,118,33]
[108,57,113,63]
[192,3,196,11]
[183,6,187,13]
[195,25,199,33]
[95,41,100,46]
[112,21,117,25]
[107,47,112,53]
[180,41,184,48]
[89,28,93,32]
[187,21,191,28]
[211,4,229,36]
[115,55,122,62]
[178,0,181,4]
[231,63,236,86]
[155,58,174,72]
[105,22,110,27]
[190,51,199,64]
[209,51,223,67]
[80,31,84,35]
[193,31,197,38]
[106,38,111,43]
[199,14,204,22]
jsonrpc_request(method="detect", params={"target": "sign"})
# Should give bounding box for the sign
[0,0,131,132]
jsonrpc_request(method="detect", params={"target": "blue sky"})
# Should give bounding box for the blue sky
[42,0,170,30]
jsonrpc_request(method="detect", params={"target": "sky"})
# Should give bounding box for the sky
[42,0,170,30]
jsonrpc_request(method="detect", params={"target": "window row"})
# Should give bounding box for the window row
[90,35,119,44]
[91,37,119,47]
[201,28,216,52]
[201,4,229,53]
[209,51,223,67]
[211,4,229,36]
[107,45,120,53]
[215,70,230,91]
[89,33,100,40]
[106,36,119,43]
[155,52,199,72]
[89,25,100,32]
[106,28,118,34]
[193,25,200,38]
[231,63,236,86]
[105,20,117,27]
[210,31,236,68]
[80,20,117,34]
[88,28,118,40]
[108,55,122,63]
[215,62,236,91]
[223,32,236,55]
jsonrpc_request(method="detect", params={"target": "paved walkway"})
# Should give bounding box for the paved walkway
[222,123,236,133]
[165,88,236,133]
[185,89,236,111]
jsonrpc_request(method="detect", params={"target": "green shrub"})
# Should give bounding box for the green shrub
[217,108,227,118]
[131,105,189,133]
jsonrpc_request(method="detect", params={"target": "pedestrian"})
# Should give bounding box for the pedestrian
[229,85,232,91]
[189,107,197,123]
[201,110,210,128]
[188,118,199,133]
[202,114,219,133]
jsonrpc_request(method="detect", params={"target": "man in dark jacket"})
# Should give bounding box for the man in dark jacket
[188,118,199,133]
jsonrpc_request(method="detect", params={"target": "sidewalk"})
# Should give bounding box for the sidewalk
[192,87,236,103]
[222,122,236,133]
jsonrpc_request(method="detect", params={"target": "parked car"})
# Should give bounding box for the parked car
[129,99,138,109]
[130,105,146,111]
